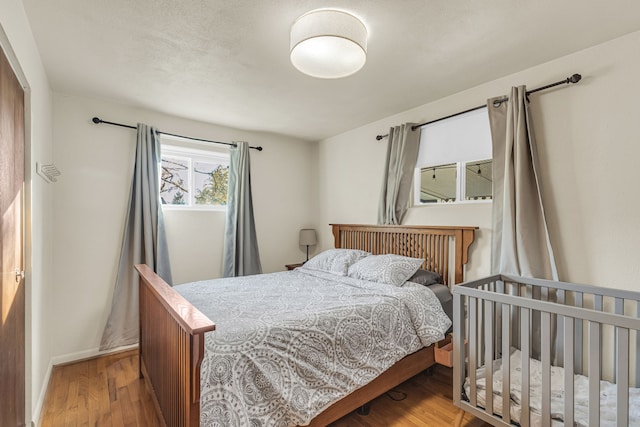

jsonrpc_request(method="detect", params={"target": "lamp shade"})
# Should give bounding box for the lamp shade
[290,9,367,79]
[299,229,317,246]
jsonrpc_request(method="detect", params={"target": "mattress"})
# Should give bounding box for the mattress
[175,268,451,427]
[464,348,640,426]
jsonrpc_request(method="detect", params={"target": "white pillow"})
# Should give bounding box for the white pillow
[347,254,424,287]
[302,248,370,276]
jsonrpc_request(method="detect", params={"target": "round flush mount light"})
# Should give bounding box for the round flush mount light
[290,9,368,79]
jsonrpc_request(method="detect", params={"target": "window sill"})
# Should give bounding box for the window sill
[413,199,492,208]
[161,205,227,212]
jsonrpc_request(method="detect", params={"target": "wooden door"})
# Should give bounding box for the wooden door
[0,42,26,427]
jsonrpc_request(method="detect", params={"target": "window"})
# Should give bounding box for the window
[414,107,493,204]
[160,144,229,209]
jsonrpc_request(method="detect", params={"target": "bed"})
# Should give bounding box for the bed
[453,274,640,427]
[136,223,477,426]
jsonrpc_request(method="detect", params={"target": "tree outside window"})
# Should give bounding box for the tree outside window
[160,145,229,209]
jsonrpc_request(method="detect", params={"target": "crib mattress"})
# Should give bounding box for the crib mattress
[464,349,640,426]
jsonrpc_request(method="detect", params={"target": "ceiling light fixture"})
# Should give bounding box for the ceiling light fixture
[290,9,367,79]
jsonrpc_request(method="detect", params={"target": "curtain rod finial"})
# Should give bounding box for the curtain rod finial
[568,74,581,84]
[92,117,102,124]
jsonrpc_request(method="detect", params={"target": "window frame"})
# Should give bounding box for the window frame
[159,142,230,211]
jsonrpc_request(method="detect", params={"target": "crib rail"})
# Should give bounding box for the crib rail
[453,274,640,427]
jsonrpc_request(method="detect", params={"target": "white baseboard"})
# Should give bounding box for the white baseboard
[31,343,139,426]
[50,343,138,366]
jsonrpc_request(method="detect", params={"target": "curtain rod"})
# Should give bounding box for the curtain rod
[91,117,264,151]
[375,73,582,141]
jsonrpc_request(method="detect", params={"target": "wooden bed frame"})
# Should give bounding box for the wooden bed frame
[135,223,477,427]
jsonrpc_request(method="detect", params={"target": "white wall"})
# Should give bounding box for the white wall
[317,30,640,291]
[0,0,54,424]
[49,93,317,363]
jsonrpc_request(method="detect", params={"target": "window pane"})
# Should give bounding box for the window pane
[465,159,493,200]
[193,161,229,206]
[161,156,189,205]
[419,163,457,203]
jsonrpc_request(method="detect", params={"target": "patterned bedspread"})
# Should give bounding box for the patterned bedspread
[175,267,452,427]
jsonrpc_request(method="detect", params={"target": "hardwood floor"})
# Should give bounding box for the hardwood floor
[40,350,159,427]
[328,368,489,427]
[40,350,490,426]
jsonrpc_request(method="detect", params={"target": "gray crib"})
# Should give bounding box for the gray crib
[453,274,640,427]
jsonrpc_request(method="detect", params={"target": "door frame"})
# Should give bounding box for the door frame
[0,23,33,426]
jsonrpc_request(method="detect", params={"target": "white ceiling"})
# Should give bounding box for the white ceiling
[22,0,640,141]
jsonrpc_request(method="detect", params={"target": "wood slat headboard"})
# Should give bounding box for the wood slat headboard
[331,224,477,285]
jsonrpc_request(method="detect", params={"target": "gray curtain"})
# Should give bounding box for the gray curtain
[488,86,557,279]
[377,123,420,225]
[488,86,559,361]
[223,141,262,277]
[100,124,172,351]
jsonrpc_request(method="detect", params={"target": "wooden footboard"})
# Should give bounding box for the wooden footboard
[136,264,215,427]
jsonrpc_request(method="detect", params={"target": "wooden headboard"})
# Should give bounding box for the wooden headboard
[331,224,477,285]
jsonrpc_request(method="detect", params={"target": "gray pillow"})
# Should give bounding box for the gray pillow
[347,254,424,287]
[408,268,442,286]
[301,248,370,276]
[426,283,453,322]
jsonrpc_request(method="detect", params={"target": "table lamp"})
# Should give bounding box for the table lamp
[299,229,317,262]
